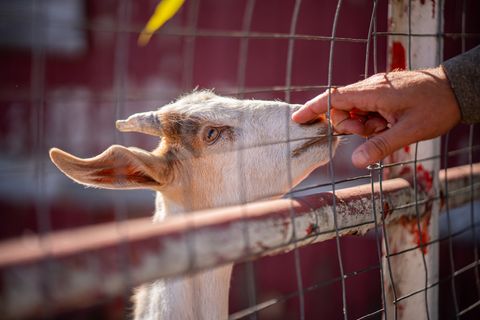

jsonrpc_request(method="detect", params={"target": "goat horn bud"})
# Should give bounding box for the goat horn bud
[116,111,162,136]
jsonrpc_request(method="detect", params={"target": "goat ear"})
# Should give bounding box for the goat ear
[49,145,171,190]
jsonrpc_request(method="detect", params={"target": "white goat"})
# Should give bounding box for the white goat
[49,91,338,320]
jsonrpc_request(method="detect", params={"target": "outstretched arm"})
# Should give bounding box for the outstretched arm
[293,67,460,168]
[292,45,480,169]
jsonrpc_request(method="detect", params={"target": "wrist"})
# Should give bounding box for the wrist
[433,65,462,127]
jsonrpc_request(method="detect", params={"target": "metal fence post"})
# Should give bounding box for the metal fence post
[384,0,443,319]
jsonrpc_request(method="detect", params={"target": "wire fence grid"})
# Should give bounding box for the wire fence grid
[0,0,479,319]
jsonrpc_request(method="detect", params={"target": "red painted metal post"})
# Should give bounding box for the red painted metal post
[385,1,443,319]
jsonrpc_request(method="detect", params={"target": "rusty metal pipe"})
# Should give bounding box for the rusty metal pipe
[0,163,478,319]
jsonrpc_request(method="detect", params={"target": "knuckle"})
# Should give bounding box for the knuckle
[367,136,392,159]
[369,73,386,83]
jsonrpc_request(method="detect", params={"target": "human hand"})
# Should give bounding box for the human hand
[292,66,461,168]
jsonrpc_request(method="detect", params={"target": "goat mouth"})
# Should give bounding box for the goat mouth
[291,135,332,158]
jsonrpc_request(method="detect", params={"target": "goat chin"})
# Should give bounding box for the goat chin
[49,91,338,320]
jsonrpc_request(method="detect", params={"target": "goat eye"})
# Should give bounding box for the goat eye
[204,127,220,144]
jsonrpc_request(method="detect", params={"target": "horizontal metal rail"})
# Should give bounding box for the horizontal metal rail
[0,163,479,319]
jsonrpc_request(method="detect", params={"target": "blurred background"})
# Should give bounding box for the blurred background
[0,0,479,319]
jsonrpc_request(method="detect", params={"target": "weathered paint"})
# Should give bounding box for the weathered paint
[390,41,407,70]
[0,163,478,319]
[386,1,443,318]
[415,0,437,18]
[417,164,434,193]
[398,213,431,255]
[305,223,318,236]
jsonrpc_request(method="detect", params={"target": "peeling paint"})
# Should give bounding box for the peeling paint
[305,223,318,236]
[382,202,392,217]
[419,0,437,18]
[399,213,431,255]
[398,302,405,319]
[279,219,291,241]
[398,165,411,177]
[416,164,434,193]
[390,41,406,71]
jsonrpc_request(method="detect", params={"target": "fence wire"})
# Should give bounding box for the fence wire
[0,0,479,319]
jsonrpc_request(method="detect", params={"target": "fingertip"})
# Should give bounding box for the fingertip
[352,122,412,168]
[291,110,303,123]
[293,92,331,123]
[352,148,371,168]
[291,110,302,122]
[291,106,317,123]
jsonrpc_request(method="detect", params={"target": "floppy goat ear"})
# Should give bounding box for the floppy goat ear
[49,145,172,190]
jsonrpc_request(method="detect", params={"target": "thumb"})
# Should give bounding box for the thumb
[351,122,414,168]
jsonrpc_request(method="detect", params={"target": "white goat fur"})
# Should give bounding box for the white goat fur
[49,91,338,319]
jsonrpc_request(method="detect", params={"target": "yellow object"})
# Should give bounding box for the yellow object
[138,0,185,46]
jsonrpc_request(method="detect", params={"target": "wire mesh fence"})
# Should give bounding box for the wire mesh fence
[0,0,479,319]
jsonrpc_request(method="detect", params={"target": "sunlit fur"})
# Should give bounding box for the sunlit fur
[49,91,338,320]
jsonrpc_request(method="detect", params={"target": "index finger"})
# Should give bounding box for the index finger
[291,90,331,123]
[292,81,380,123]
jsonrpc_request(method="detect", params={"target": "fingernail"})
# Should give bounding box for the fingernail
[352,149,369,167]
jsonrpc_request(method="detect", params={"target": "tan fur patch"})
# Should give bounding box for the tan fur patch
[160,112,204,156]
[151,145,180,185]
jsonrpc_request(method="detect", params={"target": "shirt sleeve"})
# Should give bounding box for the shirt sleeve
[442,45,480,124]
